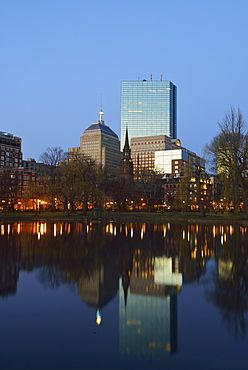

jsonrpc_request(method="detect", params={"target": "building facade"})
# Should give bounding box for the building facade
[0,132,23,210]
[69,110,122,175]
[121,77,177,149]
[130,135,181,178]
[154,148,205,177]
[0,131,22,169]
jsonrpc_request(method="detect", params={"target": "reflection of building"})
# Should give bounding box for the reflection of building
[121,78,177,150]
[69,110,122,174]
[119,252,182,357]
[77,256,119,324]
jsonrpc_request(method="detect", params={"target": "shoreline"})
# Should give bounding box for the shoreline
[0,211,248,225]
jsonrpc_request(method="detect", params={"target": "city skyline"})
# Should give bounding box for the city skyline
[1,1,248,161]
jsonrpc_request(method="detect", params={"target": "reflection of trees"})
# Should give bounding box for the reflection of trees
[35,223,115,289]
[0,221,216,298]
[0,231,21,297]
[179,224,214,284]
[205,228,248,339]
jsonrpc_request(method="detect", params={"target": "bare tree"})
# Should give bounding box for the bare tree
[39,147,66,211]
[205,107,248,216]
[138,169,163,212]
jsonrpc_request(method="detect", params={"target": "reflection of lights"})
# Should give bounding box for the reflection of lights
[191,248,197,259]
[8,224,10,235]
[60,224,63,235]
[54,223,57,237]
[125,226,128,237]
[96,309,102,325]
[182,230,185,240]
[240,226,246,236]
[130,227,133,238]
[17,223,21,235]
[1,225,4,235]
[163,225,166,238]
[221,235,224,245]
[36,222,47,238]
[212,226,216,238]
[141,228,144,240]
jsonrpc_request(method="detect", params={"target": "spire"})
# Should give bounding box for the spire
[124,128,130,150]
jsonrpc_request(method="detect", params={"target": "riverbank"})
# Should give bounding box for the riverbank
[0,211,248,225]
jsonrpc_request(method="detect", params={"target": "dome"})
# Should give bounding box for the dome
[84,122,118,139]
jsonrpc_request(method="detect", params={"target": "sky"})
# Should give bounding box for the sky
[1,0,248,161]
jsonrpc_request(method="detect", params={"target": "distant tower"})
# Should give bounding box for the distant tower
[69,110,122,174]
[120,78,177,149]
[119,129,134,188]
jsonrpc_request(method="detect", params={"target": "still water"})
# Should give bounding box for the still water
[0,221,248,370]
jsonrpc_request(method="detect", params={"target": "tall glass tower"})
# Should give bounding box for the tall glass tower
[120,79,177,150]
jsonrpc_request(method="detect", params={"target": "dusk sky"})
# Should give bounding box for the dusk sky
[1,0,248,161]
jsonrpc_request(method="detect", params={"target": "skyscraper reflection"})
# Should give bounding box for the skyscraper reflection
[119,251,182,357]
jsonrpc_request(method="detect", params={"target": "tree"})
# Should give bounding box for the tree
[0,170,20,212]
[138,169,163,212]
[58,153,107,214]
[204,107,248,216]
[39,147,66,211]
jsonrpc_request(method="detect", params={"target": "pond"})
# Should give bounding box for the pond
[0,221,248,370]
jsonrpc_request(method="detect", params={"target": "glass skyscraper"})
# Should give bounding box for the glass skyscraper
[120,79,177,150]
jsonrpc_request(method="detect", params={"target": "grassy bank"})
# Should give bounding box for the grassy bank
[0,211,248,225]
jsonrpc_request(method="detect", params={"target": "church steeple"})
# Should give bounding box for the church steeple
[124,128,129,149]
[123,128,131,159]
[119,128,134,188]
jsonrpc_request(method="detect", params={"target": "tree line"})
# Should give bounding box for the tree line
[1,107,248,217]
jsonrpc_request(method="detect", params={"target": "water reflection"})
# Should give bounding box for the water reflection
[0,220,248,357]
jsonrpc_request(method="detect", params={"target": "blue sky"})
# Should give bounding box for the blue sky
[1,0,248,161]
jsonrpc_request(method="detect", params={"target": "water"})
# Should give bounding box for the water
[0,221,248,369]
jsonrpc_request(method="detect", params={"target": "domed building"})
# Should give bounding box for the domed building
[69,110,122,174]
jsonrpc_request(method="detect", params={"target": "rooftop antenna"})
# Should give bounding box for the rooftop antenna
[160,74,162,81]
[99,93,104,124]
[150,73,152,80]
